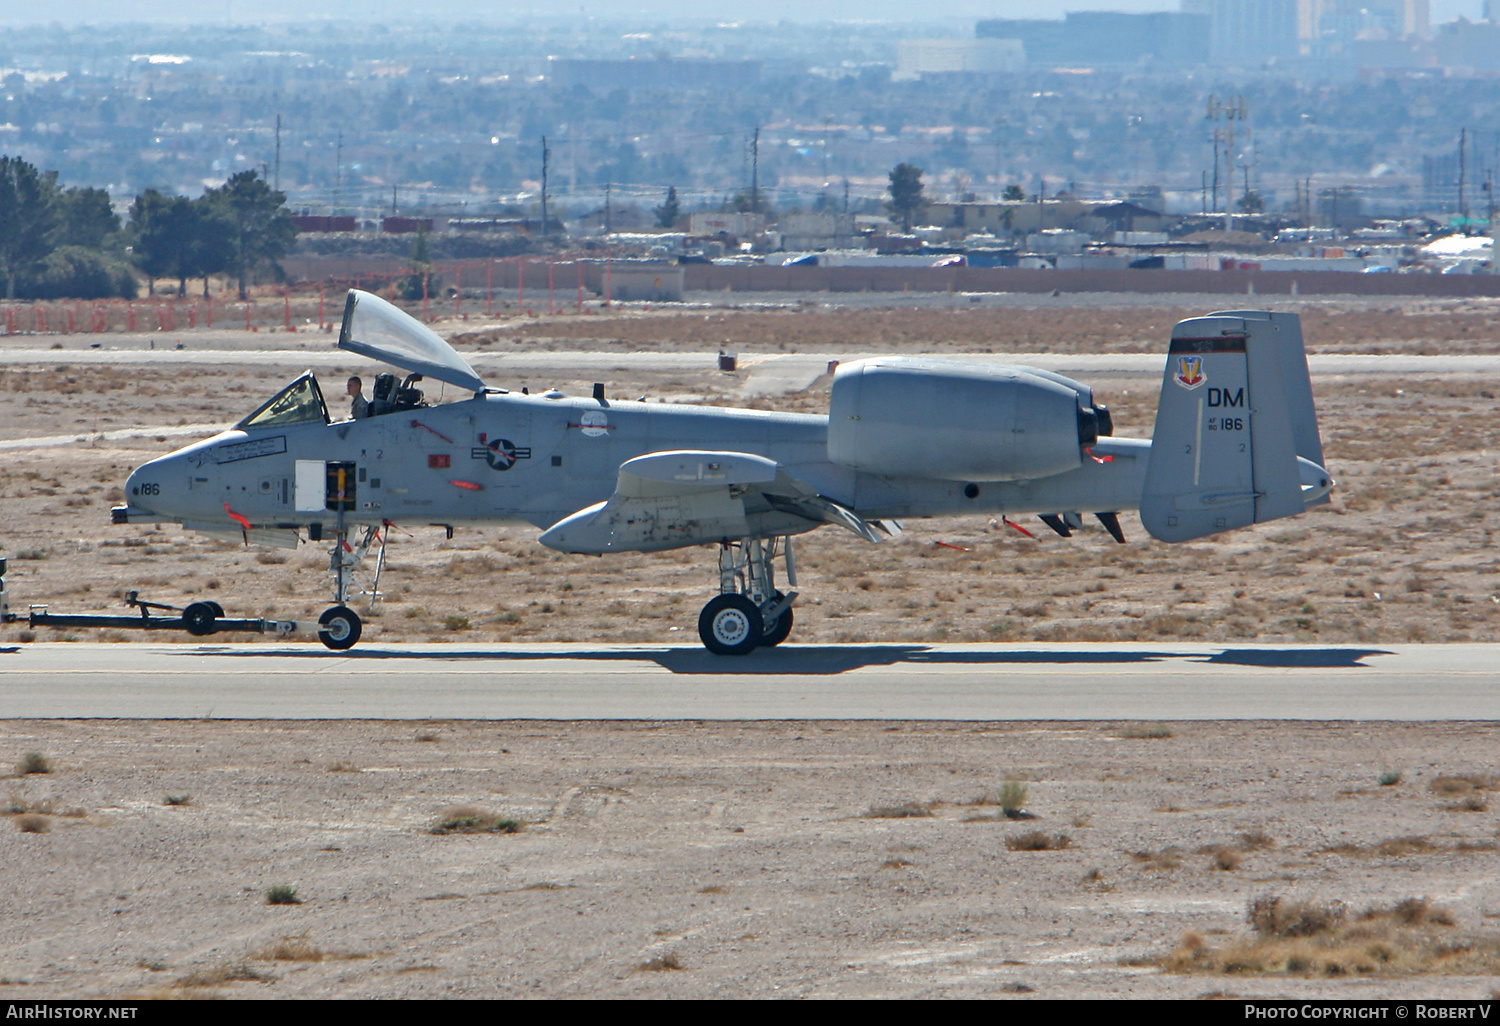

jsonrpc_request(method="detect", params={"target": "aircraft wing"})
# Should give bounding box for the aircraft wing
[538,449,882,553]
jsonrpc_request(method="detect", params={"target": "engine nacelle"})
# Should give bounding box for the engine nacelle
[827,357,1100,482]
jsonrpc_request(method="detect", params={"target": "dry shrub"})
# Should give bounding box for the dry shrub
[327,761,360,773]
[1363,898,1455,928]
[865,803,934,819]
[1448,794,1489,813]
[1430,774,1496,795]
[1131,847,1183,870]
[1209,847,1242,871]
[1164,895,1494,977]
[1325,835,1485,857]
[1375,835,1439,857]
[639,953,685,972]
[252,935,325,962]
[264,885,302,905]
[430,805,523,835]
[173,962,273,988]
[1006,830,1071,851]
[16,814,49,834]
[1237,830,1275,850]
[1249,895,1347,938]
[20,752,51,775]
[1118,723,1175,739]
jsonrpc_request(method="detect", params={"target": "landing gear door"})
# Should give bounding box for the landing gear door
[295,460,326,512]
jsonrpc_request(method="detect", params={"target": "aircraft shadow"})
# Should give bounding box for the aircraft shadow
[1197,648,1393,669]
[184,644,1196,676]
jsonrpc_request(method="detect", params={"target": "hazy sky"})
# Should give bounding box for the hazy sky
[5,0,1484,27]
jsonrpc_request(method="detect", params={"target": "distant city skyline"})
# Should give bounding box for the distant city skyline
[2,0,1485,27]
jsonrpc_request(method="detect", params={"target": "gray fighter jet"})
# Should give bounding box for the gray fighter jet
[112,292,1332,654]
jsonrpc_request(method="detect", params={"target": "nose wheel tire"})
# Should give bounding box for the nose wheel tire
[698,594,763,656]
[760,602,794,647]
[317,605,363,651]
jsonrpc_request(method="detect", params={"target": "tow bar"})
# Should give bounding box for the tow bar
[1,559,297,638]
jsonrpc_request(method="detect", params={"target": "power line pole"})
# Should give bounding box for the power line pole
[1206,95,1247,226]
[540,135,550,237]
[1211,130,1220,213]
[1459,127,1469,229]
[604,181,612,234]
[1485,167,1495,234]
[334,131,343,212]
[751,126,760,215]
[274,114,281,192]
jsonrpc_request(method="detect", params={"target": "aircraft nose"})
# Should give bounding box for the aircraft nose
[123,466,155,512]
[123,452,182,515]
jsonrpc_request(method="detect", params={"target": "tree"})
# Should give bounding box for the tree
[129,190,194,295]
[396,225,437,301]
[654,185,680,229]
[52,187,120,249]
[130,191,234,297]
[1236,189,1266,214]
[0,156,58,300]
[203,170,297,301]
[183,200,235,298]
[887,162,926,232]
[1002,184,1026,202]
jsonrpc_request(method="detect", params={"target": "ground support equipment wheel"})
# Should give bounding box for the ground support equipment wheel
[181,601,219,636]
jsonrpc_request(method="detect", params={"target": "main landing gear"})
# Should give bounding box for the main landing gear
[697,536,797,655]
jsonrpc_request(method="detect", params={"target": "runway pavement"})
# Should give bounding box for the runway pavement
[1,641,1496,721]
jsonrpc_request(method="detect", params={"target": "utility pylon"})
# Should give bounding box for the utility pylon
[1206,95,1248,225]
[751,126,760,216]
[541,136,550,237]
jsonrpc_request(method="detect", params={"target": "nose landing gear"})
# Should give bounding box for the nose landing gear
[316,519,387,651]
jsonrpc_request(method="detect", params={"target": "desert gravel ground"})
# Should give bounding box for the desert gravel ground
[2,719,1499,999]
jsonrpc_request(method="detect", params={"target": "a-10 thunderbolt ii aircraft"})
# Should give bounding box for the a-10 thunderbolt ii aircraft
[110,291,1332,654]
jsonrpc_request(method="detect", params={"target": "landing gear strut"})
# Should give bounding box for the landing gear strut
[696,536,798,655]
[316,476,388,651]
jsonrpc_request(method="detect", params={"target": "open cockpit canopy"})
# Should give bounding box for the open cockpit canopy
[336,289,486,394]
[234,371,329,430]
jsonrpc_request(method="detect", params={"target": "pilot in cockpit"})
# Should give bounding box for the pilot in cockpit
[347,376,369,420]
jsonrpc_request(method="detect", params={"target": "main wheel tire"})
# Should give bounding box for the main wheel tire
[698,594,763,656]
[181,601,219,637]
[317,605,362,651]
[760,602,794,647]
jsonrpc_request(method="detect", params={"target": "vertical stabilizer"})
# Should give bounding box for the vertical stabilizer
[1141,312,1321,543]
[1209,309,1326,477]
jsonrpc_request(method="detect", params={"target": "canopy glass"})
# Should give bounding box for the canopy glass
[336,289,486,393]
